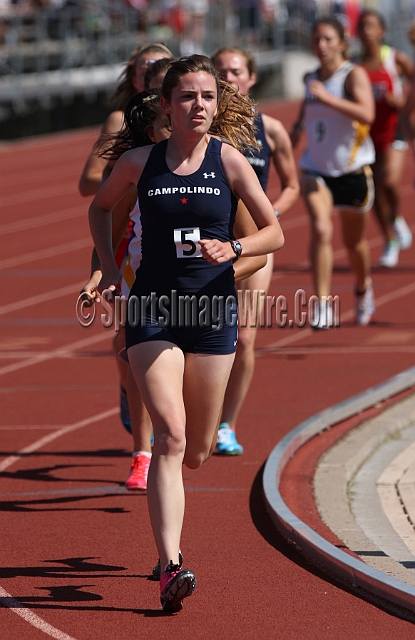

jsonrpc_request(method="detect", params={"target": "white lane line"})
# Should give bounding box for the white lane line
[269,217,387,285]
[0,331,111,377]
[0,128,98,154]
[0,412,117,640]
[0,206,85,236]
[0,408,117,639]
[5,344,415,361]
[0,183,80,207]
[263,272,415,350]
[0,407,118,473]
[0,587,77,640]
[0,238,92,271]
[0,425,69,430]
[2,273,415,376]
[0,282,86,317]
[258,345,415,356]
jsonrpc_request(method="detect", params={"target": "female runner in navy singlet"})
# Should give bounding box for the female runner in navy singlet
[89,55,284,612]
[211,46,299,455]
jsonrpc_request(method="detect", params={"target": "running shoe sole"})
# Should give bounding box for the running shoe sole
[215,447,243,455]
[160,569,196,612]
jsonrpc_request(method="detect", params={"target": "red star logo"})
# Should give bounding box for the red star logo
[181,197,188,204]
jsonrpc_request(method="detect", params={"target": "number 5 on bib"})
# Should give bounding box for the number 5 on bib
[174,227,202,258]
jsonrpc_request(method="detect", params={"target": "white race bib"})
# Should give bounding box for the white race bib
[174,227,202,258]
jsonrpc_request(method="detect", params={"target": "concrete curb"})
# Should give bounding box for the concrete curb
[315,399,415,584]
[262,365,415,613]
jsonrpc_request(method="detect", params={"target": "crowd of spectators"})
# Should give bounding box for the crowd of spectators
[0,0,364,55]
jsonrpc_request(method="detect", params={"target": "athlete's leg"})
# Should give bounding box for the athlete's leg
[113,328,128,388]
[125,365,153,452]
[220,255,273,428]
[128,341,186,572]
[339,208,371,292]
[112,327,132,432]
[183,352,235,468]
[382,147,406,225]
[301,175,334,299]
[371,154,394,242]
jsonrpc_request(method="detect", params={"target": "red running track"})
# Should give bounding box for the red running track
[1,99,415,639]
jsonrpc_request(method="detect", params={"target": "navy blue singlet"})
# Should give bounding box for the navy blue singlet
[244,113,271,192]
[125,136,239,354]
[134,136,238,296]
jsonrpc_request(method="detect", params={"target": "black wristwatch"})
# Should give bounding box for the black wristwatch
[230,239,243,261]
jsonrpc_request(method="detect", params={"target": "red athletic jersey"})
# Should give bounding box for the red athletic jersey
[364,63,399,152]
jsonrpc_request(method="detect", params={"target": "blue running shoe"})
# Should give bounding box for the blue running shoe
[120,385,132,434]
[215,422,243,455]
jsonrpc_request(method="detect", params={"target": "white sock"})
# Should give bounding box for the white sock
[132,451,152,459]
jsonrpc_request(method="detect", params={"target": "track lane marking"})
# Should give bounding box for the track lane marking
[259,279,415,350]
[0,282,86,317]
[0,407,118,473]
[0,182,80,207]
[0,587,77,640]
[0,207,85,236]
[0,238,92,270]
[1,256,415,376]
[0,331,111,377]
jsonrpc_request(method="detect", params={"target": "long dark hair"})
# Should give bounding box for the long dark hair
[97,92,165,160]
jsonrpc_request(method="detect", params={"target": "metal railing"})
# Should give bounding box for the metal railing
[0,0,412,137]
[0,0,313,77]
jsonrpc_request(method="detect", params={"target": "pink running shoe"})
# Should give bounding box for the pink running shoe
[125,454,151,492]
[160,561,196,612]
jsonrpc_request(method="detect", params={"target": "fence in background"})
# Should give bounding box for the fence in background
[0,0,413,138]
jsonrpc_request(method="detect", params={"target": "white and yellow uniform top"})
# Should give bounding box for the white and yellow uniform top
[300,60,375,177]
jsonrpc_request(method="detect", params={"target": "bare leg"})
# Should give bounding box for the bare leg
[128,341,234,571]
[301,176,334,299]
[128,341,186,570]
[339,208,371,292]
[220,255,273,428]
[183,352,234,468]
[372,148,406,240]
[125,365,153,453]
[113,329,128,389]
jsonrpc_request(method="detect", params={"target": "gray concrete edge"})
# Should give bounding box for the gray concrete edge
[262,365,415,613]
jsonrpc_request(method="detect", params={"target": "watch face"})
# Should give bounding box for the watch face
[232,240,242,259]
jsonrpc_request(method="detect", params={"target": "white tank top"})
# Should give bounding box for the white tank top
[121,201,142,297]
[300,61,375,176]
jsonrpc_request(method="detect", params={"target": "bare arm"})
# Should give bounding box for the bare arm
[232,201,266,281]
[289,98,306,148]
[310,66,375,125]
[88,147,151,290]
[403,80,415,117]
[263,114,300,216]
[83,187,136,298]
[199,144,284,265]
[396,50,415,83]
[79,110,124,197]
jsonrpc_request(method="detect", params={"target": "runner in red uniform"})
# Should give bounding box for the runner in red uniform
[358,10,414,267]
